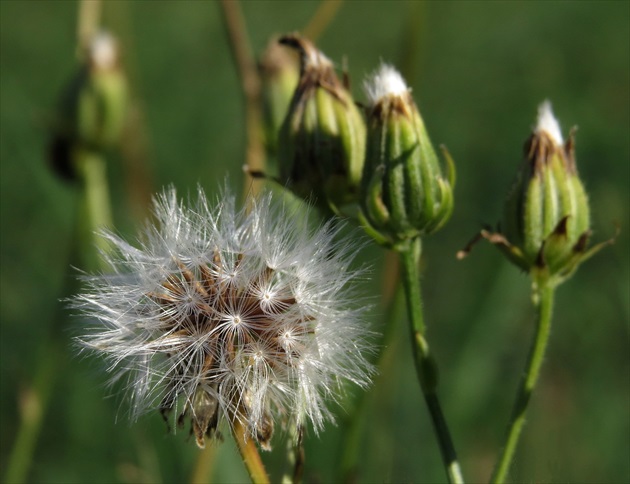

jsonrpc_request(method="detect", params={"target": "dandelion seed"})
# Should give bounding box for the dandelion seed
[72,185,373,449]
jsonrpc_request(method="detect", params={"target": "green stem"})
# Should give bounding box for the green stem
[4,346,59,484]
[189,444,217,484]
[75,148,114,271]
[231,419,271,484]
[399,238,464,484]
[490,279,555,483]
[281,423,304,484]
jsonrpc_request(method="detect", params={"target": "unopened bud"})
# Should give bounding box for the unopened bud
[500,101,591,276]
[360,64,455,249]
[277,34,366,216]
[459,101,615,283]
[50,31,127,180]
[258,38,299,159]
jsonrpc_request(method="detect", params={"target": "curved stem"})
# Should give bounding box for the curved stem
[399,238,464,484]
[490,280,555,483]
[4,346,59,484]
[231,419,271,484]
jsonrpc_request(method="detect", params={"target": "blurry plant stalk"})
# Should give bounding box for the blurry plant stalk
[50,31,127,270]
[277,34,366,217]
[6,27,129,484]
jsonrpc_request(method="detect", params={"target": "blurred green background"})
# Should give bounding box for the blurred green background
[1,1,628,483]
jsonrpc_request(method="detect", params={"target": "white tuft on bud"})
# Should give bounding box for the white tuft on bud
[535,100,563,145]
[363,63,410,106]
[89,31,118,71]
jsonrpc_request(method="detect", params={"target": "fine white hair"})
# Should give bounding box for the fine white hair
[363,63,410,105]
[535,100,563,145]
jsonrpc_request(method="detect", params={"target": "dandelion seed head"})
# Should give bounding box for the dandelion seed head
[72,186,373,448]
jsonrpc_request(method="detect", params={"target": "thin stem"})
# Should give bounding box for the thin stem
[4,346,59,484]
[281,423,304,484]
[75,148,114,271]
[399,238,464,484]
[218,0,265,198]
[189,444,217,484]
[231,419,271,484]
[302,0,343,42]
[107,0,155,221]
[490,280,555,483]
[77,0,101,54]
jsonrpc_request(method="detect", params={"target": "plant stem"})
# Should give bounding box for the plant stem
[218,0,265,199]
[281,423,304,484]
[75,148,114,271]
[399,237,464,484]
[4,345,59,484]
[189,444,217,484]
[77,0,101,54]
[231,419,271,484]
[302,0,343,41]
[490,279,555,483]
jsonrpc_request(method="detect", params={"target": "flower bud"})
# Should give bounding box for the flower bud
[499,101,591,277]
[258,38,299,159]
[360,64,455,249]
[49,32,127,180]
[277,34,366,216]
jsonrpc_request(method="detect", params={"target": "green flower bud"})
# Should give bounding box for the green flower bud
[258,38,299,159]
[500,101,591,277]
[277,34,366,216]
[459,101,614,284]
[360,64,455,249]
[50,32,127,180]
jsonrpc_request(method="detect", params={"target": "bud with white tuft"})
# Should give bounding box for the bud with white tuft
[461,101,613,285]
[360,63,455,249]
[49,31,127,180]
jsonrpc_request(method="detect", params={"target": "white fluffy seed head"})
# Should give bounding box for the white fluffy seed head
[363,63,410,106]
[535,100,563,145]
[72,185,374,447]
